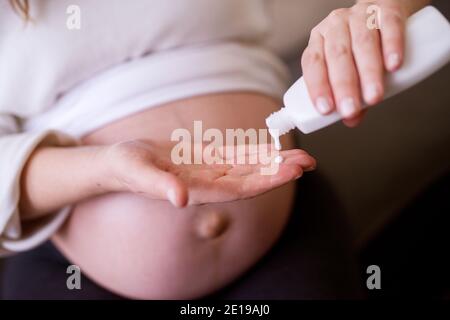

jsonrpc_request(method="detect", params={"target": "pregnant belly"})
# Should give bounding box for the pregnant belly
[52,92,297,299]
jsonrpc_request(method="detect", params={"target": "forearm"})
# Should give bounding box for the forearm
[19,145,111,220]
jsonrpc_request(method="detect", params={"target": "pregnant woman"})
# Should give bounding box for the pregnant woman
[0,0,429,299]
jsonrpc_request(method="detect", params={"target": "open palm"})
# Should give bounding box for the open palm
[106,140,316,207]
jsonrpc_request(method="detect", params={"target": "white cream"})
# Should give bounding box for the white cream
[274,155,283,164]
[268,128,282,151]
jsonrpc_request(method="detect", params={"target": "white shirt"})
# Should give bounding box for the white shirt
[0,0,351,255]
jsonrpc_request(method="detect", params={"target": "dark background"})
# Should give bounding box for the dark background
[359,0,450,299]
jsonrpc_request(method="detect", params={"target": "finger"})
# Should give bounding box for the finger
[224,151,315,177]
[343,109,367,127]
[225,149,315,175]
[323,13,362,120]
[187,161,306,204]
[301,30,335,114]
[139,166,188,207]
[217,143,274,161]
[280,150,316,171]
[379,6,406,71]
[241,164,303,197]
[216,143,279,168]
[349,9,385,105]
[210,163,303,201]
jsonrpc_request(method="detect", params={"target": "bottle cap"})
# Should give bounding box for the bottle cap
[265,108,296,136]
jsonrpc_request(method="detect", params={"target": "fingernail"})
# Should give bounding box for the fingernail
[340,97,357,118]
[304,165,316,172]
[167,189,177,206]
[387,53,400,71]
[364,83,380,104]
[295,173,303,179]
[316,96,332,114]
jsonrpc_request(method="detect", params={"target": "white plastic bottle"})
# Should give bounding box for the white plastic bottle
[266,6,450,149]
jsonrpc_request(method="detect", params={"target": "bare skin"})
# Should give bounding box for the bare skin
[302,0,431,127]
[19,101,315,219]
[20,139,312,217]
[20,92,313,299]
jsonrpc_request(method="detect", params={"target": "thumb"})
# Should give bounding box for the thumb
[138,166,188,207]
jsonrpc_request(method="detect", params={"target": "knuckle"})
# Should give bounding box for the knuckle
[310,26,321,36]
[309,50,323,63]
[328,43,350,58]
[353,29,375,44]
[302,48,323,66]
[351,2,368,12]
[328,8,347,21]
[383,12,404,27]
[385,2,406,16]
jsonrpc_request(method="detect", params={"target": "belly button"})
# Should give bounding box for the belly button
[195,210,229,240]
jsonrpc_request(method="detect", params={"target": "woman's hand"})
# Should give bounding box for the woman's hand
[103,139,316,207]
[301,0,430,127]
[20,139,315,219]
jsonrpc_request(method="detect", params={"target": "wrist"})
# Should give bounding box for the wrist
[20,145,113,219]
[53,145,114,197]
[96,144,130,193]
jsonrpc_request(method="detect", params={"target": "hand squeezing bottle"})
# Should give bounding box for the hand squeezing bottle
[266,6,450,149]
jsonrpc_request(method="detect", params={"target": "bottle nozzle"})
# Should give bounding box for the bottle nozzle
[266,108,296,136]
[265,108,296,150]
